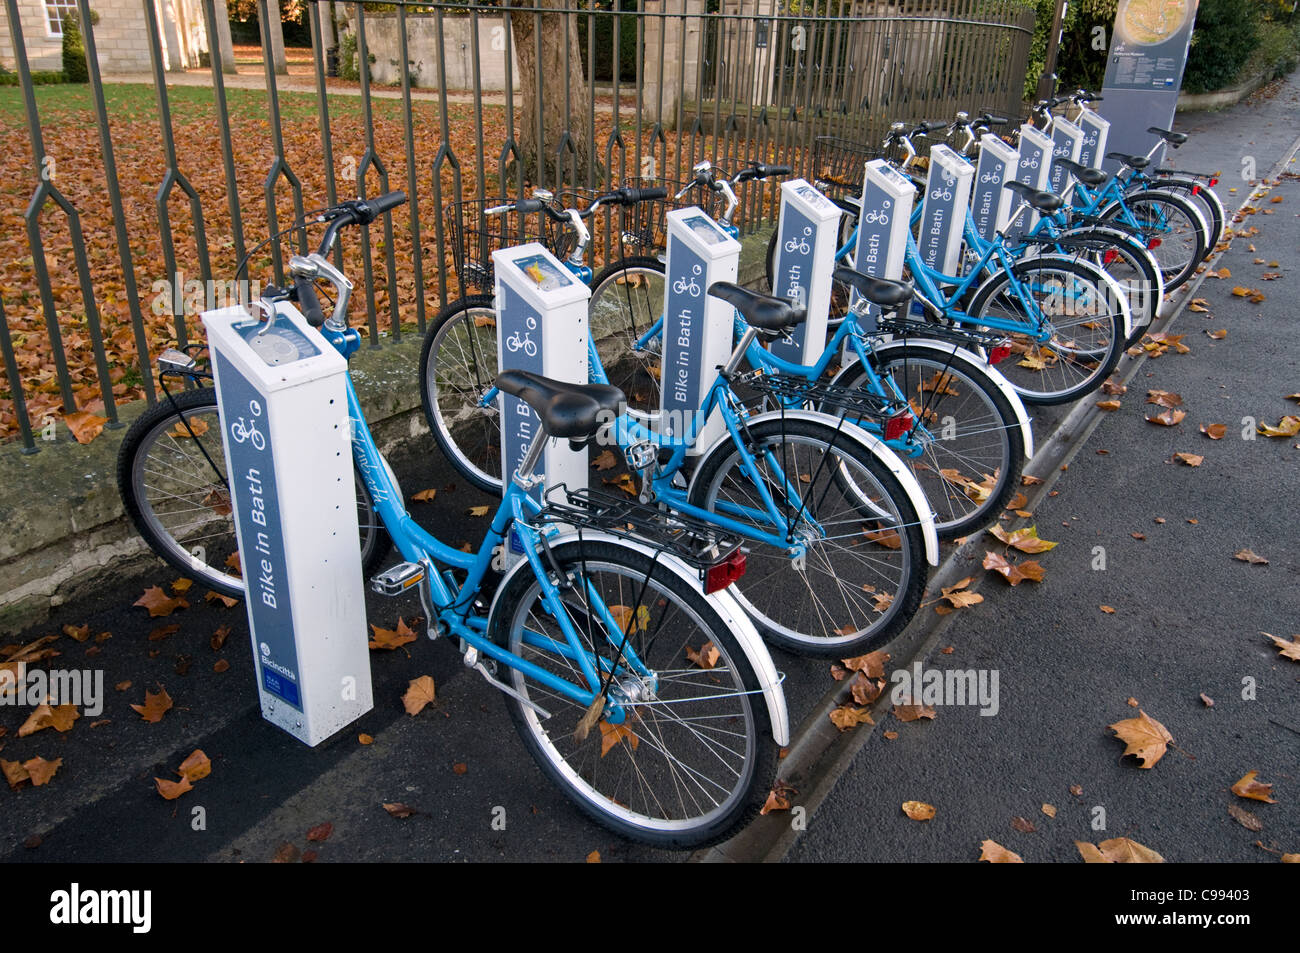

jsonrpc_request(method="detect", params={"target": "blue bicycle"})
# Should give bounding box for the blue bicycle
[118,193,790,848]
[420,186,940,657]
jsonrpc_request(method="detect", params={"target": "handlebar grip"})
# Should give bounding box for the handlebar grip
[514,198,547,214]
[354,190,406,224]
[920,120,948,132]
[619,186,668,204]
[982,113,1008,125]
[294,275,326,327]
[757,164,792,178]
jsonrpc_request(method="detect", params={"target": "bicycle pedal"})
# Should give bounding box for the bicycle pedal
[370,562,426,596]
[624,440,657,470]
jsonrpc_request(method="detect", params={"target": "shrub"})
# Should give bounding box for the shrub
[1183,0,1262,93]
[61,14,88,84]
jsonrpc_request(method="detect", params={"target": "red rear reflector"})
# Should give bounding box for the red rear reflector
[884,411,914,442]
[1209,177,1219,187]
[989,345,1011,364]
[704,550,746,593]
[1147,238,1162,250]
[1191,184,1201,196]
[1102,250,1118,265]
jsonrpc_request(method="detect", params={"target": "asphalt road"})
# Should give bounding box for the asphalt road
[3,77,1297,865]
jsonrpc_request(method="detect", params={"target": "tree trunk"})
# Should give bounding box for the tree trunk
[507,0,602,188]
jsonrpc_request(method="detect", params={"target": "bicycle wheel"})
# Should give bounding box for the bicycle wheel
[489,538,777,848]
[964,256,1126,405]
[587,256,666,417]
[1054,225,1164,346]
[687,417,927,656]
[418,294,504,494]
[118,387,390,599]
[1098,189,1208,291]
[827,342,1025,539]
[1134,176,1226,251]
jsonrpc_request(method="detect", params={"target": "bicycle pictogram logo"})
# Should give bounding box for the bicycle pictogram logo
[672,263,703,297]
[230,416,265,451]
[784,226,813,255]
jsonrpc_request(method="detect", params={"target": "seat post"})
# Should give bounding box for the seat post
[514,429,549,488]
[723,325,760,377]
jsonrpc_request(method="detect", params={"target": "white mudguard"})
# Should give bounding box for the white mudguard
[693,408,941,567]
[869,338,1036,460]
[490,529,790,746]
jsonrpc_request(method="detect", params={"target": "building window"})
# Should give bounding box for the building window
[44,0,80,37]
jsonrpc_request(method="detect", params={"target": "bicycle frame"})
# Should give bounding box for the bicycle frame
[324,321,657,722]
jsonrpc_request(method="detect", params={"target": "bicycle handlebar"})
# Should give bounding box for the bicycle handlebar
[293,275,326,327]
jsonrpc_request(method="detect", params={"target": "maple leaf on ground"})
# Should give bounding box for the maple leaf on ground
[20,756,62,787]
[1146,389,1183,408]
[155,776,194,801]
[939,577,984,609]
[1108,709,1173,768]
[902,801,935,821]
[586,850,601,863]
[4,635,61,664]
[1257,415,1300,438]
[409,488,438,503]
[978,839,1023,863]
[893,701,937,723]
[402,676,437,715]
[591,449,619,471]
[1,758,31,790]
[1041,804,1057,818]
[1263,633,1300,662]
[1171,452,1203,467]
[1199,423,1226,440]
[685,641,720,669]
[369,618,419,651]
[130,685,174,724]
[1234,549,1269,566]
[1228,804,1263,832]
[382,802,417,818]
[850,672,883,706]
[841,650,890,678]
[65,411,108,445]
[133,586,189,618]
[982,551,1046,586]
[987,524,1057,554]
[760,780,797,815]
[205,590,240,609]
[62,623,91,642]
[1146,407,1186,427]
[599,721,639,757]
[18,703,79,737]
[1230,770,1278,803]
[1075,837,1165,863]
[1096,399,1121,411]
[177,749,211,783]
[306,822,334,842]
[829,704,874,731]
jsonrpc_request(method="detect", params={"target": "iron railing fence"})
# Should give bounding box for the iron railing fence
[0,0,1033,452]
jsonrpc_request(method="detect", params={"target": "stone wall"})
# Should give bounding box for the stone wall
[343,12,520,91]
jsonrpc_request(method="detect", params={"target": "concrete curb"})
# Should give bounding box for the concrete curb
[1178,69,1281,112]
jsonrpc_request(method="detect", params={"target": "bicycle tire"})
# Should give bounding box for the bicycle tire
[1053,225,1164,346]
[118,387,391,599]
[1097,189,1208,291]
[964,255,1127,405]
[827,342,1025,539]
[489,538,778,848]
[418,294,505,494]
[587,256,666,417]
[686,416,927,656]
[1132,176,1226,251]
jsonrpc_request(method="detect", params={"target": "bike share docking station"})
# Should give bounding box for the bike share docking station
[768,179,842,365]
[492,243,591,562]
[842,158,916,361]
[203,302,374,747]
[971,132,1019,243]
[918,144,975,276]
[1047,116,1086,195]
[1010,123,1054,238]
[1075,110,1110,170]
[661,206,741,453]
